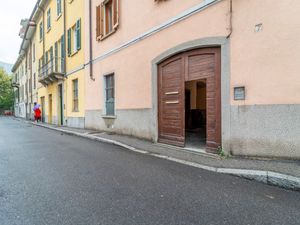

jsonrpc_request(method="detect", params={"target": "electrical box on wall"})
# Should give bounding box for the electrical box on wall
[234,86,245,100]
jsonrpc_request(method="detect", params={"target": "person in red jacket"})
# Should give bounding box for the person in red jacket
[33,102,41,122]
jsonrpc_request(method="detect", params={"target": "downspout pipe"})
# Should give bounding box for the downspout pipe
[63,0,67,75]
[89,0,95,81]
[226,0,233,39]
[37,4,45,65]
[63,0,67,125]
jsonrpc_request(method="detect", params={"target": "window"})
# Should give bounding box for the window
[49,46,53,69]
[29,77,32,92]
[33,73,36,89]
[32,44,35,62]
[39,22,43,41]
[67,19,81,56]
[47,9,51,31]
[60,35,65,72]
[104,74,115,115]
[96,0,119,40]
[57,0,62,17]
[72,79,79,112]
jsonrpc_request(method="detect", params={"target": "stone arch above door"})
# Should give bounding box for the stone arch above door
[151,37,231,152]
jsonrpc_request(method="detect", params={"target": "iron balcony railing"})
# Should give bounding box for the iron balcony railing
[38,57,65,78]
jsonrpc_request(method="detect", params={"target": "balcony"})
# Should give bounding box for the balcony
[38,57,65,85]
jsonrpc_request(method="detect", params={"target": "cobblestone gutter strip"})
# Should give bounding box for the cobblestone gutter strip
[33,122,300,191]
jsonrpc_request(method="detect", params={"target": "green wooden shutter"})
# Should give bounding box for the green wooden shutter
[61,35,65,58]
[50,47,53,60]
[76,19,81,51]
[67,28,71,56]
[54,42,58,71]
[61,35,65,72]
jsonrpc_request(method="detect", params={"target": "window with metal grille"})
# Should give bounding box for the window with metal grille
[105,74,115,115]
[72,79,79,112]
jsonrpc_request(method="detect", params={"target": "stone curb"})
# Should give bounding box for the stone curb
[31,122,300,191]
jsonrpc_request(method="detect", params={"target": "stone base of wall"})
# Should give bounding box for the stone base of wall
[67,117,85,129]
[44,116,59,125]
[228,104,300,159]
[85,109,153,140]
[86,105,300,159]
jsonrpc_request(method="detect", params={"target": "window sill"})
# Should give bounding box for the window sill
[72,110,79,112]
[56,14,62,21]
[97,28,117,42]
[69,49,79,57]
[101,115,117,119]
[46,27,51,33]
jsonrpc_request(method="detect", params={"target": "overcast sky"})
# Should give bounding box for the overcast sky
[0,0,37,64]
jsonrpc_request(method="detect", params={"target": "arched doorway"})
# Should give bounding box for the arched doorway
[158,48,221,152]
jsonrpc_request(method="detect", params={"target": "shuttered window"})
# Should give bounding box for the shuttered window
[76,19,81,50]
[67,19,81,56]
[96,0,119,40]
[67,28,71,56]
[61,35,65,72]
[54,42,58,71]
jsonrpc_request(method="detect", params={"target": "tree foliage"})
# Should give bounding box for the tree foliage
[0,68,14,110]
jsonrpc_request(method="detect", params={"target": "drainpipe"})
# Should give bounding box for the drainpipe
[63,0,67,124]
[63,0,67,75]
[89,0,95,81]
[30,40,33,116]
[26,52,29,119]
[37,4,45,69]
[226,0,233,39]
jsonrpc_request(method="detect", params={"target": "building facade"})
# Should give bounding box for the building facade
[84,0,300,159]
[12,0,300,159]
[12,58,27,118]
[35,0,85,127]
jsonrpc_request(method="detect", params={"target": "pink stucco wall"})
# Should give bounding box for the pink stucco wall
[85,0,230,110]
[85,0,300,110]
[230,0,300,105]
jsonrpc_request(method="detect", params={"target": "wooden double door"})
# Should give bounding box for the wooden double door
[158,48,221,151]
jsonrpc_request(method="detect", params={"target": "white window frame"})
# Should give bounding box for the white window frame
[73,26,78,54]
[57,0,62,17]
[47,9,51,31]
[39,22,43,41]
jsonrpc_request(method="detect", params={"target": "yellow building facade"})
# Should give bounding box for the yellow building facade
[35,0,85,127]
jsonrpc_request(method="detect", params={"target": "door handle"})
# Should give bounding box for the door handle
[166,101,179,104]
[165,91,179,95]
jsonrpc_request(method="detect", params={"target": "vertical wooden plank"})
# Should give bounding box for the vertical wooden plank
[113,0,119,29]
[96,5,101,38]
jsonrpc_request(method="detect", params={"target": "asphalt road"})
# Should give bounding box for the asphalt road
[0,117,299,225]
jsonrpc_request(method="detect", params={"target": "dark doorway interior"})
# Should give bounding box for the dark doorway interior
[185,80,207,150]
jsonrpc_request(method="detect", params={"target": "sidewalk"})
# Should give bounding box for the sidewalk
[29,120,300,191]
